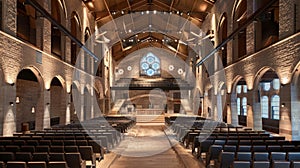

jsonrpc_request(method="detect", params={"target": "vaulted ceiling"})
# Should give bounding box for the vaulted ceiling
[83,0,216,61]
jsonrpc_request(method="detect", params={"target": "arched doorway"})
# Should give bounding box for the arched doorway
[16,68,43,132]
[50,77,66,126]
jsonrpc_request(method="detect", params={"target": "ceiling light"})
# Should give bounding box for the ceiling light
[141,11,144,15]
[153,10,157,14]
[128,29,132,33]
[146,10,150,14]
[121,10,125,15]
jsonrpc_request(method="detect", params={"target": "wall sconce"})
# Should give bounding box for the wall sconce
[31,107,35,114]
[16,97,20,104]
[281,103,285,108]
[9,102,14,106]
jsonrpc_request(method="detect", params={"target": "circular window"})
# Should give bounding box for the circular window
[118,69,124,75]
[142,63,149,70]
[127,66,132,71]
[178,68,183,75]
[169,65,174,71]
[152,63,160,70]
[146,69,155,76]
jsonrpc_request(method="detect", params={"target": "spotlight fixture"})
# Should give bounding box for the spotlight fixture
[31,107,35,114]
[16,97,20,104]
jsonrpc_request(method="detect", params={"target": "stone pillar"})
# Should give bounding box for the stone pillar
[279,0,296,39]
[280,83,292,140]
[2,84,16,136]
[2,0,17,36]
[80,94,84,121]
[230,94,238,126]
[291,84,300,140]
[251,89,262,130]
[90,92,94,119]
[43,90,50,129]
[216,93,223,122]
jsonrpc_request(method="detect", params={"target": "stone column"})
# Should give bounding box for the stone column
[251,89,262,130]
[80,93,84,121]
[216,93,223,122]
[291,84,300,140]
[230,93,239,126]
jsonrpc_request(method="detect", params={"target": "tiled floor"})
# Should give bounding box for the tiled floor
[98,124,204,168]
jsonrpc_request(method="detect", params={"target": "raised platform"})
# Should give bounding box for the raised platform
[136,115,165,123]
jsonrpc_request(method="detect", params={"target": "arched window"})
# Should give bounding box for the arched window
[271,95,280,120]
[237,98,241,115]
[17,0,36,45]
[272,79,280,90]
[233,0,247,58]
[218,14,228,66]
[71,12,81,65]
[261,96,269,118]
[242,97,247,116]
[51,0,63,58]
[236,85,242,94]
[140,52,161,77]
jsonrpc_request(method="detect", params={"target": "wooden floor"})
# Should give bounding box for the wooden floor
[98,123,204,168]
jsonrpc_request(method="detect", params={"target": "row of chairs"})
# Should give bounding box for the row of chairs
[0,152,86,168]
[207,144,300,166]
[0,146,95,166]
[230,160,300,168]
[194,138,292,157]
[0,161,68,168]
[216,151,300,168]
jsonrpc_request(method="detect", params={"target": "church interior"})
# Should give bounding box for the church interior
[0,0,300,167]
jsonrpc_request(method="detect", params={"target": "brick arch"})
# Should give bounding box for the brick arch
[291,61,300,85]
[51,75,66,90]
[17,66,45,90]
[253,66,277,90]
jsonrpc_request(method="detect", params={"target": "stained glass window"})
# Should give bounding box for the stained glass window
[140,53,161,76]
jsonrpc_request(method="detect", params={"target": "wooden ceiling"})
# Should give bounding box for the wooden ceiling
[83,0,216,61]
